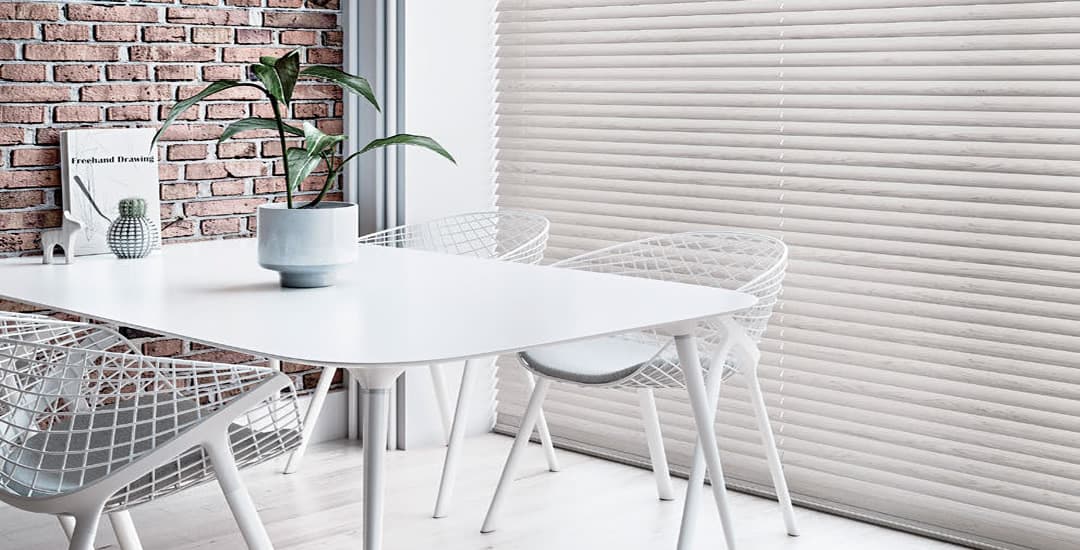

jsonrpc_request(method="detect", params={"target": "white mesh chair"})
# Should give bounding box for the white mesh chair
[283,210,560,506]
[0,314,303,550]
[479,232,799,550]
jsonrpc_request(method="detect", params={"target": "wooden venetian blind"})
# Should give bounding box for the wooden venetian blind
[491,1,1080,549]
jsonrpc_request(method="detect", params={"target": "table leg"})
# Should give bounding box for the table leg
[349,367,405,550]
[675,333,738,550]
[285,366,338,474]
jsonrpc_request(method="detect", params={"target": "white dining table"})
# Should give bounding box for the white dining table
[0,238,756,550]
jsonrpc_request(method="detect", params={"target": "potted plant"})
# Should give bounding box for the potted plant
[152,50,454,288]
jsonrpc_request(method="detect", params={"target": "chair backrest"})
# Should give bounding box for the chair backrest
[554,232,788,343]
[357,210,550,265]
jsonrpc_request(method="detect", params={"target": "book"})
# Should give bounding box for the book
[60,128,161,256]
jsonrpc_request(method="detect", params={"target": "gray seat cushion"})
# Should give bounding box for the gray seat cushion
[519,335,667,386]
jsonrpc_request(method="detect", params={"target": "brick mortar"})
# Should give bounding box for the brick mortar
[0,0,346,394]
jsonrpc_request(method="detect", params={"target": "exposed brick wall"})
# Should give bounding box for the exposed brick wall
[0,0,346,394]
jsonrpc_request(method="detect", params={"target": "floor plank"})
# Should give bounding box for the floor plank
[0,434,965,549]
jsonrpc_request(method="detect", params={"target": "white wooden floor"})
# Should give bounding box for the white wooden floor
[0,434,965,550]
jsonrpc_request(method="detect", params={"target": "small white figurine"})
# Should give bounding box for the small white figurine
[41,211,84,265]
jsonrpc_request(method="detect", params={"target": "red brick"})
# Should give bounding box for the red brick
[308,0,339,8]
[80,84,172,102]
[0,86,70,103]
[263,12,336,28]
[184,349,255,364]
[225,0,261,6]
[254,175,323,194]
[161,183,198,200]
[203,66,244,81]
[178,84,263,101]
[307,48,341,64]
[236,28,271,44]
[251,103,275,118]
[106,64,149,81]
[34,128,58,145]
[142,338,183,357]
[181,0,220,4]
[183,197,265,216]
[11,148,58,166]
[317,119,343,134]
[0,44,13,61]
[10,3,61,21]
[54,64,100,82]
[0,233,40,253]
[0,105,45,124]
[0,210,61,230]
[184,163,228,180]
[192,27,231,44]
[0,169,58,189]
[223,161,265,177]
[54,105,101,122]
[323,31,342,47]
[222,47,293,63]
[280,30,316,45]
[162,219,194,238]
[293,84,341,100]
[0,189,45,209]
[42,24,89,41]
[160,104,198,121]
[0,21,34,39]
[293,103,328,119]
[201,217,241,235]
[142,25,186,42]
[106,105,152,121]
[166,7,249,26]
[94,24,138,42]
[167,143,207,161]
[158,164,180,181]
[217,142,256,158]
[206,103,247,120]
[25,44,119,61]
[269,0,304,7]
[129,45,215,63]
[211,180,246,196]
[1,64,46,81]
[67,5,159,23]
[156,65,196,81]
[158,124,223,142]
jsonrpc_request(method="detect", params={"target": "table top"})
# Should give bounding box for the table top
[0,239,756,367]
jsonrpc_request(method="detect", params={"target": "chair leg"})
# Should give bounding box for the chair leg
[524,370,560,472]
[206,436,275,550]
[284,366,338,474]
[638,388,675,501]
[67,508,104,550]
[109,511,145,550]
[429,363,454,445]
[57,514,76,539]
[481,377,552,534]
[433,358,481,518]
[742,364,799,536]
[676,334,737,550]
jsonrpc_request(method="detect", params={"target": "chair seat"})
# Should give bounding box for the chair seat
[519,334,668,386]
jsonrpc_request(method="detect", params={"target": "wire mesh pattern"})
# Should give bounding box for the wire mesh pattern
[0,314,302,514]
[357,210,550,265]
[522,232,787,389]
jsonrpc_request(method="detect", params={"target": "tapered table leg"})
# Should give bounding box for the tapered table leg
[348,367,405,550]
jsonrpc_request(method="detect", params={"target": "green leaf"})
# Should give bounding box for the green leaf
[300,65,380,111]
[359,134,455,163]
[251,63,283,104]
[285,147,323,193]
[152,80,253,147]
[259,56,278,67]
[302,121,345,157]
[275,50,301,104]
[219,117,303,143]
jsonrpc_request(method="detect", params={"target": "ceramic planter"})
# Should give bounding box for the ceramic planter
[256,201,359,288]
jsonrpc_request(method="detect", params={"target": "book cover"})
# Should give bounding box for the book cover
[60,128,161,256]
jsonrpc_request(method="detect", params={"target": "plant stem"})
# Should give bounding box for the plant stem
[302,153,336,209]
[268,97,293,208]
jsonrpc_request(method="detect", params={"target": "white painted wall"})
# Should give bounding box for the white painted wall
[400,0,498,449]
